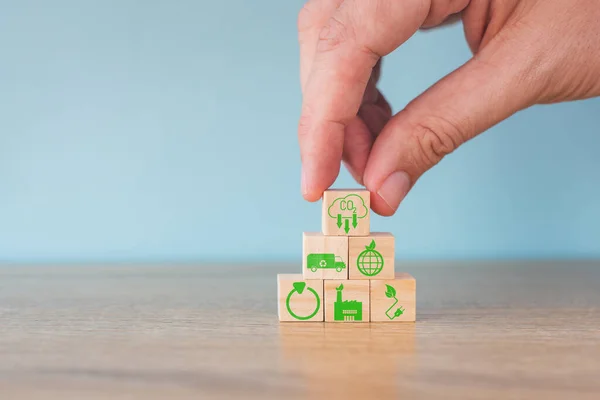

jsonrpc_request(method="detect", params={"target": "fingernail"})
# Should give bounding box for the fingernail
[301,167,308,197]
[377,171,411,212]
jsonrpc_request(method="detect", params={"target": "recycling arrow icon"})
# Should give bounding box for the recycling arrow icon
[286,281,320,320]
[293,281,306,294]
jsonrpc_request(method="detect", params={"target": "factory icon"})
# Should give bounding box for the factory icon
[334,283,363,321]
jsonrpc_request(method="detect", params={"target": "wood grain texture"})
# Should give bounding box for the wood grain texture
[324,279,370,323]
[321,189,370,236]
[1,261,600,399]
[277,274,323,322]
[370,272,416,322]
[348,232,395,280]
[302,232,348,280]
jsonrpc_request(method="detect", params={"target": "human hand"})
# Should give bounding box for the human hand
[297,0,600,215]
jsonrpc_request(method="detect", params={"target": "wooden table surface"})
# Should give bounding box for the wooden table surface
[1,262,599,399]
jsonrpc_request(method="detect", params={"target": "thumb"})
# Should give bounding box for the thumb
[364,35,542,216]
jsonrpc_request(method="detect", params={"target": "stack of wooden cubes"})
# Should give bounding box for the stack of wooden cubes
[278,189,416,323]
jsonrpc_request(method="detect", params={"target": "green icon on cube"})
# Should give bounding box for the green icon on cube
[384,284,405,320]
[286,281,321,321]
[357,240,384,277]
[328,194,368,233]
[334,283,362,321]
[307,253,346,273]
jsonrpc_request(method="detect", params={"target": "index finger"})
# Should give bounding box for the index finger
[297,0,344,92]
[299,0,427,201]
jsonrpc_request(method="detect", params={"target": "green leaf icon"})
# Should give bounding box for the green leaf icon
[366,240,376,251]
[337,283,344,291]
[385,284,396,298]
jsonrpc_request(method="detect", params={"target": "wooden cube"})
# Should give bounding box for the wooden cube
[278,274,324,322]
[348,232,395,280]
[303,232,348,280]
[370,273,416,322]
[324,280,369,322]
[322,189,370,236]
[277,274,325,322]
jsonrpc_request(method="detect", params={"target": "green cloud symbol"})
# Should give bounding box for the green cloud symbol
[327,194,368,219]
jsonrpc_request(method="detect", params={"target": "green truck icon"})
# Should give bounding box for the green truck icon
[306,253,346,273]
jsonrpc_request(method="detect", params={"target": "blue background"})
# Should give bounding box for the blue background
[1,0,598,263]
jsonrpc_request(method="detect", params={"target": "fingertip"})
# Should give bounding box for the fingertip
[369,192,397,217]
[365,170,411,217]
[302,188,323,203]
[301,162,340,202]
[301,168,321,202]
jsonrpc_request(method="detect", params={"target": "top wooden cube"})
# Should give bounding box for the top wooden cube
[322,189,370,236]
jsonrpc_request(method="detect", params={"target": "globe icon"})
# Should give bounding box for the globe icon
[357,240,384,276]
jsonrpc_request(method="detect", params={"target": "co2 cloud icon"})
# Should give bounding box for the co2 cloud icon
[327,194,368,233]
